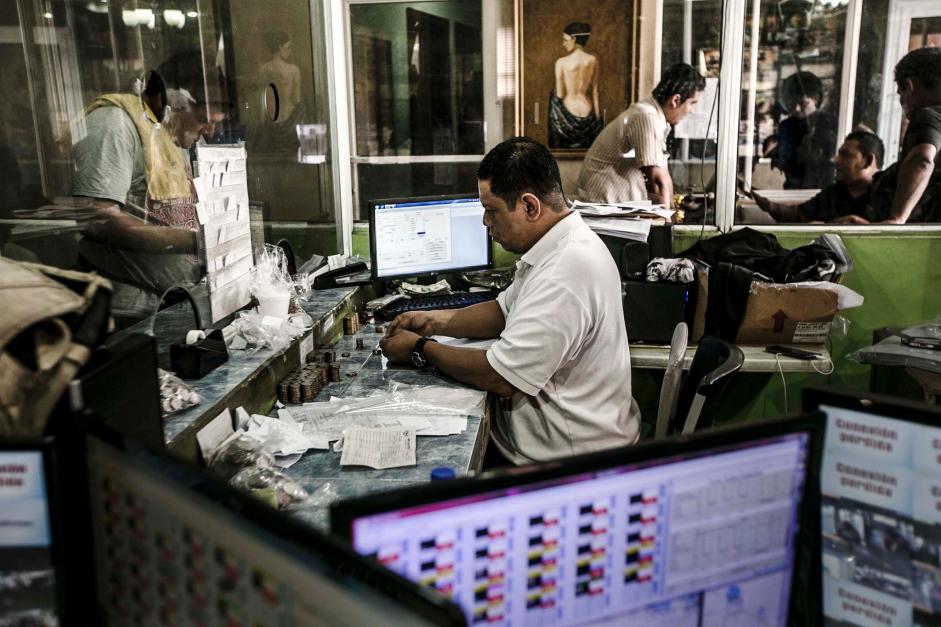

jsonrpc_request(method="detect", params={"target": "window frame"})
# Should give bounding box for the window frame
[326,0,941,240]
[328,0,501,252]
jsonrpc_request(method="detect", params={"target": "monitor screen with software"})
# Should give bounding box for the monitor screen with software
[369,195,491,280]
[0,439,60,626]
[333,417,818,626]
[804,386,941,627]
[84,430,466,626]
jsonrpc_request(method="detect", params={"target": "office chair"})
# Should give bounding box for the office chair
[654,322,689,439]
[671,336,744,435]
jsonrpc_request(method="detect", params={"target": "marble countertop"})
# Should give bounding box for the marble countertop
[275,324,486,533]
[113,286,359,444]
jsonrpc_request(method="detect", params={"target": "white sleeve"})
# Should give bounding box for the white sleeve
[487,280,590,396]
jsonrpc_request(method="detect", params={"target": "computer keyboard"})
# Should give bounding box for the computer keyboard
[376,291,498,320]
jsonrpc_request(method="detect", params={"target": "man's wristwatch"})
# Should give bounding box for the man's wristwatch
[411,337,438,368]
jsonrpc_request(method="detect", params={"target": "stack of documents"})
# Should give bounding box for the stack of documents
[582,217,652,242]
[573,200,675,221]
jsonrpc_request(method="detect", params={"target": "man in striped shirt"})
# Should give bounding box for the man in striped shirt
[576,63,705,209]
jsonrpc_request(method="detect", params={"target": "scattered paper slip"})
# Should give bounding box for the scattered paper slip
[340,427,417,469]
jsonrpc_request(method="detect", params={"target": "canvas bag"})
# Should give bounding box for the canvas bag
[0,259,112,435]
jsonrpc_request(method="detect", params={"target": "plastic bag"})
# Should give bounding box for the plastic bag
[157,368,201,417]
[250,244,296,317]
[230,465,309,510]
[225,308,312,352]
[208,432,274,479]
[318,382,487,419]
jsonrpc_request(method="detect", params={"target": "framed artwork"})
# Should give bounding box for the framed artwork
[516,0,638,156]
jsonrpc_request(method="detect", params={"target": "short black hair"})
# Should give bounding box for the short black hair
[782,71,823,108]
[845,130,885,169]
[477,137,565,211]
[652,63,706,104]
[563,22,592,47]
[895,47,941,90]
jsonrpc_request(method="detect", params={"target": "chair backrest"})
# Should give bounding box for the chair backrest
[654,322,688,439]
[671,336,745,435]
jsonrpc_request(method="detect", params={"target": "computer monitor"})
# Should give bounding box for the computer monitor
[332,416,819,626]
[369,195,492,281]
[804,386,941,626]
[0,438,62,625]
[84,428,466,626]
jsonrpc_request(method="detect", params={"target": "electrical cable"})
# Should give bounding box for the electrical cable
[775,353,789,415]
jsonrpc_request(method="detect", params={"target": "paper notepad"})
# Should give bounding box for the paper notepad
[340,427,416,469]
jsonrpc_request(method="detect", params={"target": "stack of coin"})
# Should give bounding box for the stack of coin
[277,364,326,403]
[343,313,360,335]
[330,363,341,383]
[322,350,334,364]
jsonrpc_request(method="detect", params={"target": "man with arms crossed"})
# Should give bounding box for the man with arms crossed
[841,47,941,224]
[380,137,639,466]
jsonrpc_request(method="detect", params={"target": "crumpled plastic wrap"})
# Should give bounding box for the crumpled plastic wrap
[208,432,274,479]
[157,368,201,417]
[251,244,295,300]
[225,308,313,351]
[331,381,487,418]
[646,257,696,283]
[230,465,309,510]
[849,319,941,374]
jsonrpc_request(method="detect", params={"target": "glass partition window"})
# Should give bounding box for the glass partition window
[662,0,723,226]
[349,1,485,220]
[735,0,941,226]
[1,0,338,328]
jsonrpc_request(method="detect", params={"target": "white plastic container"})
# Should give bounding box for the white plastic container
[256,291,290,318]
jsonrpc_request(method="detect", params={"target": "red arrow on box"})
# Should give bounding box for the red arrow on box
[772,309,788,333]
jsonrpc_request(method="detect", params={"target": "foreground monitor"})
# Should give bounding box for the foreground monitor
[332,417,819,626]
[369,195,492,281]
[84,429,466,626]
[805,386,941,627]
[0,438,60,625]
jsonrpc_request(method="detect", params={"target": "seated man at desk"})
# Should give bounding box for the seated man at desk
[749,130,884,223]
[380,137,640,466]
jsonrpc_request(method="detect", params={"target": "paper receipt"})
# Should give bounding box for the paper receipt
[339,427,417,469]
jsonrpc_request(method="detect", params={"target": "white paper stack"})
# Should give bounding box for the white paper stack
[583,216,652,242]
[194,144,254,322]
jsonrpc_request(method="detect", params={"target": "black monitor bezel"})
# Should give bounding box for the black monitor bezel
[368,194,493,281]
[0,436,68,623]
[803,383,941,426]
[83,424,467,627]
[331,413,824,624]
[803,384,941,623]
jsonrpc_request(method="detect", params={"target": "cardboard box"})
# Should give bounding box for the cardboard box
[734,282,838,345]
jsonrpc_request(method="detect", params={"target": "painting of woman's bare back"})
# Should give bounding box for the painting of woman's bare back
[519,0,637,154]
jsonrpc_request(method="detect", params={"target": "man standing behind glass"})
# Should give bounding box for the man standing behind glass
[576,63,704,209]
[71,55,224,320]
[883,47,941,224]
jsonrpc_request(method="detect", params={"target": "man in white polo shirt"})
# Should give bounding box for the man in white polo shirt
[380,137,639,466]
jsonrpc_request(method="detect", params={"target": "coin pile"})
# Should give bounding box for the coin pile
[343,313,360,335]
[277,364,324,403]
